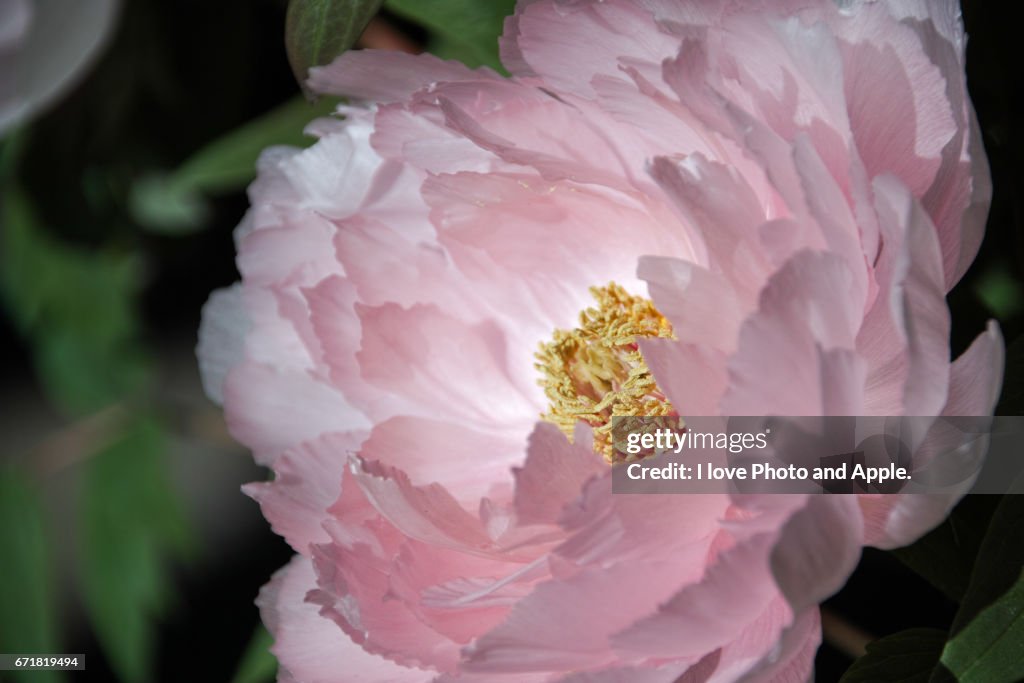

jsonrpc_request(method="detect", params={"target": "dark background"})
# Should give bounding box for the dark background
[1,1,1021,681]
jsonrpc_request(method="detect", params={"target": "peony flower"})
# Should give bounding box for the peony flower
[198,0,1003,680]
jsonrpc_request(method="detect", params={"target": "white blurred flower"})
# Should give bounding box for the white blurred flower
[1,0,120,134]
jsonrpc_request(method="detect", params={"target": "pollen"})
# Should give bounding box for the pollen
[535,283,677,463]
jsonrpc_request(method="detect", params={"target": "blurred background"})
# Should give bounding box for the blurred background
[0,1,1021,682]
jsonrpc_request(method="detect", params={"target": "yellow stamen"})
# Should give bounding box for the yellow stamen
[535,283,677,463]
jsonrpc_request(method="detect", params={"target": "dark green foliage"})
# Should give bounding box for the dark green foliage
[840,629,946,683]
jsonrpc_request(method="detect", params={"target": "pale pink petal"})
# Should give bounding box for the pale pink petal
[837,2,955,197]
[464,561,698,673]
[647,154,772,297]
[502,0,677,99]
[942,105,990,289]
[239,286,323,378]
[275,123,382,220]
[512,423,607,526]
[371,102,498,174]
[310,521,463,671]
[426,170,696,332]
[355,301,538,430]
[943,321,1005,417]
[361,417,527,505]
[557,659,704,683]
[734,607,819,683]
[639,337,729,416]
[223,362,369,465]
[769,495,863,614]
[236,215,341,288]
[611,533,782,660]
[872,175,951,416]
[722,250,865,416]
[302,276,363,397]
[309,49,492,102]
[350,458,493,551]
[331,216,460,309]
[244,432,365,553]
[423,80,650,191]
[861,322,1004,548]
[197,284,248,405]
[388,538,539,644]
[258,555,425,683]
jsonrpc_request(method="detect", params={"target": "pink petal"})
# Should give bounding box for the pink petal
[647,154,772,297]
[463,561,696,673]
[861,322,1004,548]
[838,3,954,197]
[639,336,729,416]
[734,607,819,683]
[244,432,365,553]
[310,509,463,671]
[769,495,863,613]
[355,301,538,431]
[722,250,866,416]
[223,361,369,465]
[611,533,783,660]
[512,423,607,526]
[872,175,950,416]
[309,49,493,102]
[425,170,695,332]
[258,555,424,683]
[362,416,527,504]
[350,458,493,552]
[943,321,1004,417]
[197,284,248,405]
[502,0,677,99]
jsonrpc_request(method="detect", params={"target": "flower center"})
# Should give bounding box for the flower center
[535,283,677,463]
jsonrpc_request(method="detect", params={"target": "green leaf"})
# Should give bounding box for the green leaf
[926,492,1024,683]
[80,418,194,683]
[385,0,516,71]
[840,628,946,683]
[0,187,147,414]
[129,95,339,233]
[231,625,277,683]
[890,495,1000,602]
[949,493,1024,635]
[286,0,384,92]
[940,570,1024,683]
[0,467,64,683]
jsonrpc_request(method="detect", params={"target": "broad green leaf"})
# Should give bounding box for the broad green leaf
[940,570,1024,683]
[926,492,1024,683]
[231,625,277,683]
[840,628,946,683]
[890,495,1000,602]
[0,467,63,683]
[80,418,193,683]
[286,0,384,92]
[0,187,146,414]
[949,493,1024,635]
[385,0,516,71]
[129,95,339,233]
